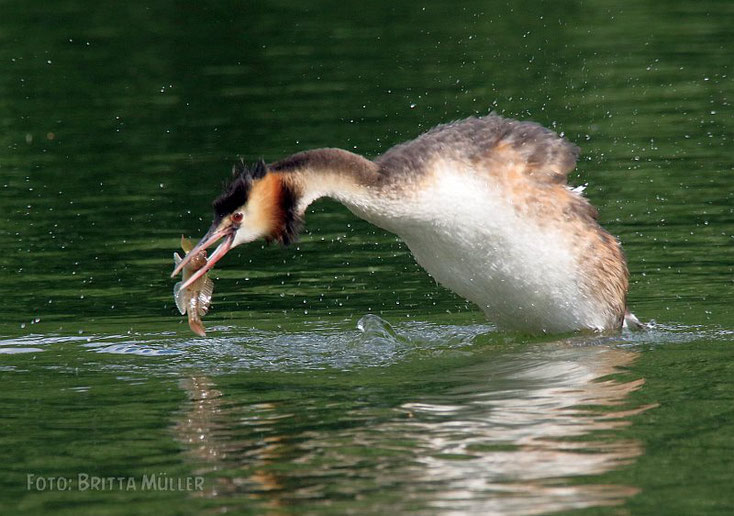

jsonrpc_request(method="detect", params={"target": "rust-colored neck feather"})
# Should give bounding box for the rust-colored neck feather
[246,172,302,245]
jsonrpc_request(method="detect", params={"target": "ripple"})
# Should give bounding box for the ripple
[0,318,727,376]
[0,347,44,354]
[92,344,185,356]
[170,334,653,515]
[65,315,492,374]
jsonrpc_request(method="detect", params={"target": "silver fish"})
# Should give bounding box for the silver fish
[173,236,214,337]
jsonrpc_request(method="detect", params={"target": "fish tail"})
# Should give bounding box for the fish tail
[187,311,206,337]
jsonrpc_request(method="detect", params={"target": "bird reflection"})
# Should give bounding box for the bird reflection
[397,345,653,514]
[174,376,286,512]
[172,338,653,514]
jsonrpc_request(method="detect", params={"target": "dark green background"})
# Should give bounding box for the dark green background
[1,1,732,514]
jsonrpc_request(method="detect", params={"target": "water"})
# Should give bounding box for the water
[1,0,732,514]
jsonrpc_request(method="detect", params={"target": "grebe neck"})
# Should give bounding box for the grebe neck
[269,148,381,214]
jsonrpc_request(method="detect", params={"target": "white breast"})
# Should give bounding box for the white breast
[344,161,610,333]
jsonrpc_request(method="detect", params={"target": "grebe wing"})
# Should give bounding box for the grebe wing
[376,114,580,186]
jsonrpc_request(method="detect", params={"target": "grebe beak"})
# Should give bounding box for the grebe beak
[170,222,236,288]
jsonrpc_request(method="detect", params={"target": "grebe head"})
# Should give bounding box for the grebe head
[171,160,302,288]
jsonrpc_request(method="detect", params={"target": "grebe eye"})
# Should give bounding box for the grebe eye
[231,212,243,223]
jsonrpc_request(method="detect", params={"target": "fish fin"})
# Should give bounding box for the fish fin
[188,312,206,337]
[196,277,215,317]
[173,282,187,315]
[173,252,182,268]
[181,235,194,253]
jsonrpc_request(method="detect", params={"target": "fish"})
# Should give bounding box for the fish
[173,235,214,337]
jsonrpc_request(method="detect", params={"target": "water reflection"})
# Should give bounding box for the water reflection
[175,376,286,510]
[172,325,653,515]
[399,345,649,514]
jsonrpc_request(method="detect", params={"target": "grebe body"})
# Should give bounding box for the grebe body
[172,115,630,333]
[344,165,614,332]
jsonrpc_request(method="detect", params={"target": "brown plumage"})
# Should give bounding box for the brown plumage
[376,116,579,183]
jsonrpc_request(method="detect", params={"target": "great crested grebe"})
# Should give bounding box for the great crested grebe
[172,114,638,333]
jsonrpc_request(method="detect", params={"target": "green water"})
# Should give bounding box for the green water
[1,1,732,514]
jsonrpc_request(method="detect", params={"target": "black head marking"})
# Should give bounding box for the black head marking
[212,159,268,221]
[230,158,267,179]
[252,159,267,179]
[277,182,303,246]
[231,158,247,177]
[213,174,250,221]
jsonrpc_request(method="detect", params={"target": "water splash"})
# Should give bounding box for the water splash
[0,319,726,377]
